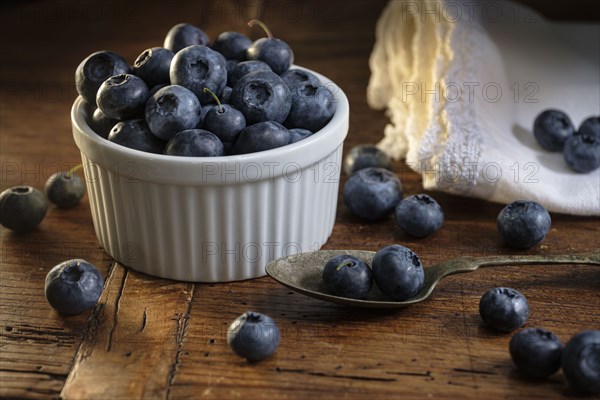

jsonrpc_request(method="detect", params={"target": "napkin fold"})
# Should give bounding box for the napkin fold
[368,0,600,215]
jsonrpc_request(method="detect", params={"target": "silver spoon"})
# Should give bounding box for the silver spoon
[265,249,600,308]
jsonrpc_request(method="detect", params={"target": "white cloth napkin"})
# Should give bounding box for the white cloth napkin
[368,0,600,215]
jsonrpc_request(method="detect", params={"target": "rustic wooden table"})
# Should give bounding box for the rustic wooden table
[1,1,598,399]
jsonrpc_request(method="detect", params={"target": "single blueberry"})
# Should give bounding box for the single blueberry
[227,311,280,362]
[479,287,529,332]
[231,70,291,124]
[108,119,165,154]
[563,131,600,173]
[343,167,403,222]
[322,254,372,299]
[561,330,600,394]
[232,121,291,154]
[164,23,210,53]
[394,194,444,238]
[75,51,130,106]
[89,107,118,139]
[497,200,551,249]
[165,129,224,157]
[509,328,564,379]
[0,186,47,233]
[203,104,246,144]
[226,59,239,84]
[289,128,313,143]
[284,82,336,132]
[343,144,392,175]
[145,85,203,141]
[132,47,174,88]
[228,60,272,87]
[170,45,227,104]
[44,259,104,315]
[246,20,293,75]
[281,68,320,92]
[371,244,424,301]
[533,109,575,152]
[578,116,600,140]
[212,31,252,60]
[45,171,85,209]
[96,74,149,120]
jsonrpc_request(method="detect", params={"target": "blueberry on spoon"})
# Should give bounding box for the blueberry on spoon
[322,254,372,299]
[246,19,294,75]
[202,88,246,144]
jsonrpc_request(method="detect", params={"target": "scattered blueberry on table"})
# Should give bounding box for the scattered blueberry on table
[227,311,280,362]
[322,254,373,299]
[44,259,104,315]
[561,330,600,394]
[45,170,85,209]
[394,194,444,238]
[496,200,551,249]
[343,144,392,175]
[509,327,564,378]
[343,167,403,222]
[479,287,529,332]
[372,244,424,301]
[0,186,48,233]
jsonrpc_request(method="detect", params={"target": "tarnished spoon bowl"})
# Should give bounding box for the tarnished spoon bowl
[265,249,600,308]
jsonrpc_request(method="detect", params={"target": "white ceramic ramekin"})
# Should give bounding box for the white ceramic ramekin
[71,68,349,282]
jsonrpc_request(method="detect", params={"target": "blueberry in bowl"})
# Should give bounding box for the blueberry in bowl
[230,70,291,124]
[246,19,293,75]
[228,60,272,87]
[132,47,174,88]
[231,121,291,154]
[96,74,149,121]
[284,80,336,132]
[145,85,203,141]
[212,31,252,61]
[479,287,529,332]
[75,50,130,106]
[202,88,246,144]
[108,119,165,154]
[164,129,224,157]
[164,23,210,53]
[170,45,227,105]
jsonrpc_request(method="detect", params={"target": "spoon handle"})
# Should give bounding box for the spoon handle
[427,249,600,282]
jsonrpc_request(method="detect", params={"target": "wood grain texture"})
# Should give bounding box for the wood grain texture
[1,0,599,399]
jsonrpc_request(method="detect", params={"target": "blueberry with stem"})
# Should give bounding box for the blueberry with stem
[202,87,246,144]
[246,19,294,75]
[45,164,85,208]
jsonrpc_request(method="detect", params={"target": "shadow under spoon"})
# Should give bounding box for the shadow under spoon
[265,249,600,308]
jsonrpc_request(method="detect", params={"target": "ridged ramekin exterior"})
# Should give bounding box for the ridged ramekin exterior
[72,67,349,282]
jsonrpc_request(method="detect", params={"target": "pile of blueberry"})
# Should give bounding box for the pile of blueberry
[0,168,85,233]
[78,21,336,157]
[534,110,600,173]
